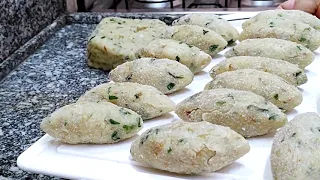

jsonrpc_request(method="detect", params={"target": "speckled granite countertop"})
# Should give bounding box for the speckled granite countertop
[0,12,193,179]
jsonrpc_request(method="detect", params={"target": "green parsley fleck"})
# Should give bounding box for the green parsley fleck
[295,71,302,77]
[269,115,277,120]
[203,29,209,35]
[111,131,121,141]
[168,72,184,79]
[269,22,275,28]
[167,83,175,90]
[167,147,172,153]
[109,119,120,125]
[123,124,135,133]
[64,121,67,126]
[109,95,118,100]
[101,36,106,39]
[209,45,219,52]
[216,101,226,105]
[299,37,307,42]
[175,56,180,62]
[274,94,279,100]
[297,46,302,51]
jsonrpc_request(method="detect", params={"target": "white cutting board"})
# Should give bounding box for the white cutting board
[17,12,320,180]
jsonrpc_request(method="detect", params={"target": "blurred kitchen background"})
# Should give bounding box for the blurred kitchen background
[68,0,285,12]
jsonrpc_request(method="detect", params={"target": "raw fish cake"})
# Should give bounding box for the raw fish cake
[130,121,250,174]
[271,112,320,180]
[239,19,320,51]
[109,58,194,94]
[224,38,314,69]
[164,25,227,56]
[209,56,308,86]
[176,89,287,137]
[40,102,143,144]
[136,39,211,73]
[205,69,303,111]
[78,82,175,120]
[172,14,239,44]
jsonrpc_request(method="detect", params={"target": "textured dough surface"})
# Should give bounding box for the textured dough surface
[271,112,320,180]
[109,58,194,94]
[242,10,320,31]
[136,39,211,73]
[210,56,308,86]
[40,102,143,144]
[172,14,239,44]
[77,82,175,120]
[130,121,250,174]
[176,89,287,137]
[87,17,167,70]
[204,69,303,111]
[224,38,314,69]
[239,19,320,51]
[164,25,227,56]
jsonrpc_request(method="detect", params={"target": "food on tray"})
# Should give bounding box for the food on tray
[163,25,227,56]
[209,56,307,86]
[271,112,320,180]
[40,102,143,144]
[172,14,239,44]
[136,39,211,74]
[239,19,320,51]
[175,89,287,137]
[87,17,167,71]
[242,10,320,31]
[224,38,314,69]
[77,82,175,120]
[130,121,250,174]
[109,58,194,94]
[204,69,303,111]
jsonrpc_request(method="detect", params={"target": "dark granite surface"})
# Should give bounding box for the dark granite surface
[0,0,65,62]
[0,23,109,179]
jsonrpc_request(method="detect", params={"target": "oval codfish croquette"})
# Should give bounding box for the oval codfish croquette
[224,38,314,69]
[40,102,143,144]
[204,69,303,111]
[164,25,227,56]
[239,19,320,51]
[271,112,320,180]
[130,121,250,174]
[109,58,194,94]
[136,39,211,74]
[176,89,287,137]
[242,10,320,31]
[77,82,175,120]
[209,56,308,86]
[172,14,239,44]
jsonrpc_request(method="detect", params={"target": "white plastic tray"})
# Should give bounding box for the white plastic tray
[17,12,320,180]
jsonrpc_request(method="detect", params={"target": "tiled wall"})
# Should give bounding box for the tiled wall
[0,0,65,63]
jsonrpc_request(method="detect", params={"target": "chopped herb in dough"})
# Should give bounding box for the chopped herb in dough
[209,45,219,52]
[297,46,302,50]
[111,131,121,141]
[203,29,209,35]
[299,37,307,42]
[101,36,106,39]
[269,22,275,28]
[215,101,226,105]
[109,119,120,125]
[168,72,184,79]
[134,92,142,99]
[175,56,180,62]
[167,147,172,153]
[274,94,279,100]
[109,95,118,100]
[167,83,175,90]
[123,124,135,133]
